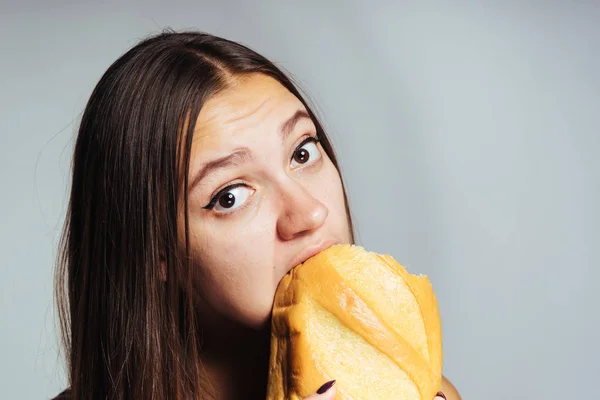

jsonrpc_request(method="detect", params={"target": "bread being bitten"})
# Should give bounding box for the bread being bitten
[267,244,443,400]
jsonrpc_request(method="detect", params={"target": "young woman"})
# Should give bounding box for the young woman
[53,30,460,400]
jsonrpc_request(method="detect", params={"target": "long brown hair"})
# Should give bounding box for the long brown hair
[54,29,355,399]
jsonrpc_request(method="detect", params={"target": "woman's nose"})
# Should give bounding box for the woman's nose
[276,182,328,241]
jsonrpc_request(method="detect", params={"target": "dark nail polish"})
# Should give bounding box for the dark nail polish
[317,380,336,394]
[436,391,447,399]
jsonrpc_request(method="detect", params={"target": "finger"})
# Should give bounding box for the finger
[303,379,337,399]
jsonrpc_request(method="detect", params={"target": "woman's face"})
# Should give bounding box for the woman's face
[181,73,352,330]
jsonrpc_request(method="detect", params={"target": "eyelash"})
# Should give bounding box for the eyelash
[202,135,321,211]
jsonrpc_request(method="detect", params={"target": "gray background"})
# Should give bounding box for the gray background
[1,1,599,398]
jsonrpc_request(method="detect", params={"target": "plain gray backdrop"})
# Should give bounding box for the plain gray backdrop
[1,1,598,399]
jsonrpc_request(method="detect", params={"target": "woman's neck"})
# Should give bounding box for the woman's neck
[197,322,271,400]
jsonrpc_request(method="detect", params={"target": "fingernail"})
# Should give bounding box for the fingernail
[317,379,336,394]
[435,391,447,399]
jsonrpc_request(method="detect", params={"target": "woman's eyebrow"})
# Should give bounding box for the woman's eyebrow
[279,109,311,141]
[189,109,311,191]
[189,148,253,191]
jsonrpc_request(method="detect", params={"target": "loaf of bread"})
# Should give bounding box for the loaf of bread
[267,244,443,400]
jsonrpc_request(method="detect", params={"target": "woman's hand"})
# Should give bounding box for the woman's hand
[301,380,447,399]
[302,380,336,399]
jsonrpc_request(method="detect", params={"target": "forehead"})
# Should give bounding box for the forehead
[192,74,305,147]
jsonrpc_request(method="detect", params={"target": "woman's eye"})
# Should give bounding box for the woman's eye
[205,184,254,213]
[291,138,322,168]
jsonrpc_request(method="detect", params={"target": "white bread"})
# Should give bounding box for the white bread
[267,244,443,399]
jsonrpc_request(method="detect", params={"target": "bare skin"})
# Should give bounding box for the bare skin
[179,73,460,399]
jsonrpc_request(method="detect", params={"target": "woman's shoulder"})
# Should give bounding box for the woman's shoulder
[51,388,70,400]
[442,375,462,400]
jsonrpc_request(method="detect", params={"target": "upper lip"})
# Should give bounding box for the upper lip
[290,238,338,269]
